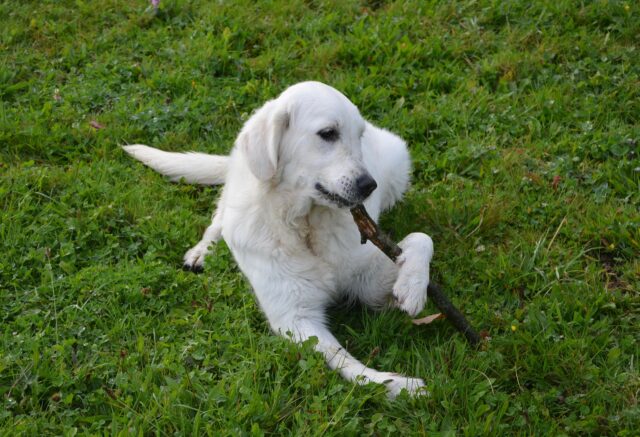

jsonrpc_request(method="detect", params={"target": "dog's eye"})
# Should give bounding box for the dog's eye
[317,127,339,142]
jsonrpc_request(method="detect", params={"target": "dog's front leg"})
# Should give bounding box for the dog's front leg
[183,208,223,272]
[271,316,426,399]
[243,250,426,398]
[392,232,434,317]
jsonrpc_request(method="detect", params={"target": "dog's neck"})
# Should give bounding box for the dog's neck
[254,180,309,226]
[258,181,349,255]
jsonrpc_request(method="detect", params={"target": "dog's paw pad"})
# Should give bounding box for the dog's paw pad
[182,263,204,274]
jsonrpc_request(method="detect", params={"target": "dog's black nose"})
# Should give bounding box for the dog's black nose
[356,174,377,199]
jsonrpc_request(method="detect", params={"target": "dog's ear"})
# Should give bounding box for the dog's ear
[237,99,289,181]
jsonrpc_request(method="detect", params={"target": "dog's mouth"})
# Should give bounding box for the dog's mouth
[315,183,356,208]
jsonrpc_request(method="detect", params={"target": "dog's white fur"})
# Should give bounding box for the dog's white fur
[124,81,433,398]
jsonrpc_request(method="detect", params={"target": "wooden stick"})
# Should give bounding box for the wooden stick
[350,205,482,347]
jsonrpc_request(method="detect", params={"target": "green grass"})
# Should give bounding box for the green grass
[1,0,639,434]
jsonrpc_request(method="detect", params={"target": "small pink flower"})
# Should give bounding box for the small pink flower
[151,0,160,9]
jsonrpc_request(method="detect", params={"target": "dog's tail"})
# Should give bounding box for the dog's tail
[123,144,228,185]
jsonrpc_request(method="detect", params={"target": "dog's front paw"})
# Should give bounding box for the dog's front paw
[392,233,433,317]
[392,259,429,317]
[382,373,428,399]
[182,245,209,273]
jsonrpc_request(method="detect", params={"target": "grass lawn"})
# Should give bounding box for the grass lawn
[1,0,639,434]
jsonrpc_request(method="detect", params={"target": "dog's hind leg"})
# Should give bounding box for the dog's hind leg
[183,207,224,273]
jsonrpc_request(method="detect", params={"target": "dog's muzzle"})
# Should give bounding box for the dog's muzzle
[315,183,353,207]
[315,173,378,208]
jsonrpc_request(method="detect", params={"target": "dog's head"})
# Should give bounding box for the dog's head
[236,81,377,209]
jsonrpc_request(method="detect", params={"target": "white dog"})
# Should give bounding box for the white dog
[124,81,434,398]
